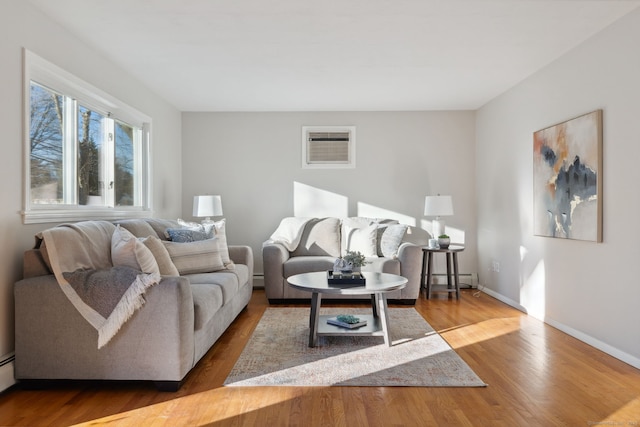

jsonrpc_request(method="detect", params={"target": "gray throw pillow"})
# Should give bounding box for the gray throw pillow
[379,224,408,258]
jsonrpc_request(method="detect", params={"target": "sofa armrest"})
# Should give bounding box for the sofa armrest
[397,242,423,300]
[23,249,50,278]
[262,242,290,300]
[15,274,196,383]
[228,245,254,287]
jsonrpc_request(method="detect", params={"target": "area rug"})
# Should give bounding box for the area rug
[224,307,487,387]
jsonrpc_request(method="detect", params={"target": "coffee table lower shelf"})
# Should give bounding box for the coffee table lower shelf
[317,314,384,337]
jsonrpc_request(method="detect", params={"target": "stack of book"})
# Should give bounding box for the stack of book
[326,314,367,329]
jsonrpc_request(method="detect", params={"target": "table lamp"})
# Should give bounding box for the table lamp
[193,195,223,226]
[424,195,453,238]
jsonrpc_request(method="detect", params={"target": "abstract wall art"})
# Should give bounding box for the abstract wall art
[533,110,603,242]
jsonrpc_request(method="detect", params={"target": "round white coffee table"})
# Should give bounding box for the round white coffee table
[287,271,407,347]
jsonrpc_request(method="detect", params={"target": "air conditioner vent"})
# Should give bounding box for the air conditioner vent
[308,132,350,141]
[302,126,355,169]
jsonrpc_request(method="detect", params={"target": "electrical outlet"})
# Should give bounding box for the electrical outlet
[491,261,500,272]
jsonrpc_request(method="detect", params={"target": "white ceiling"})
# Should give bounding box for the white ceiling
[27,0,640,112]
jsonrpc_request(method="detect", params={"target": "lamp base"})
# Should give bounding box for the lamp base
[200,217,216,231]
[432,218,445,238]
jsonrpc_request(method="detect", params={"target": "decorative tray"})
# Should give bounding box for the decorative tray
[327,270,366,286]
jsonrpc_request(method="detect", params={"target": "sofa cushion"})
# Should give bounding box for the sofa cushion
[361,256,401,275]
[230,264,249,290]
[143,219,181,240]
[186,270,240,304]
[141,236,180,276]
[111,225,160,274]
[291,218,341,257]
[284,256,336,277]
[162,238,225,274]
[191,284,224,330]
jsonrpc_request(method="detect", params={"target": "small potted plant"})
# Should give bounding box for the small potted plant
[340,250,369,272]
[438,234,451,249]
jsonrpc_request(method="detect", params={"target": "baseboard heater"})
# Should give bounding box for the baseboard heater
[430,273,478,288]
[0,353,16,392]
[253,274,265,289]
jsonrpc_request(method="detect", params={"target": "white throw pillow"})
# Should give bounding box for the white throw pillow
[177,218,215,234]
[175,217,233,269]
[162,238,225,274]
[141,235,180,276]
[343,224,378,257]
[341,218,373,256]
[111,225,160,274]
[212,218,234,269]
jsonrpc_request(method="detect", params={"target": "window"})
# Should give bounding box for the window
[302,126,356,169]
[23,49,152,224]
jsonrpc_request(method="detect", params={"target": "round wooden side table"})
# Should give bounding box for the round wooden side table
[420,245,465,299]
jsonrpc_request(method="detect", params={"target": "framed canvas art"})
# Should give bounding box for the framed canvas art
[533,110,603,242]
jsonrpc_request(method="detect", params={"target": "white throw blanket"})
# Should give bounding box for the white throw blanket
[265,217,314,251]
[40,221,160,348]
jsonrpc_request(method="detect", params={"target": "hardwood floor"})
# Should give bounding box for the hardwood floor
[1,288,640,426]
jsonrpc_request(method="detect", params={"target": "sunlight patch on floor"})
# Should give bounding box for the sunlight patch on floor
[601,397,640,424]
[438,317,522,349]
[69,387,294,427]
[225,332,450,387]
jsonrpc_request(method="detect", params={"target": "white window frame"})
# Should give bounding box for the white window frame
[302,126,356,169]
[22,49,153,224]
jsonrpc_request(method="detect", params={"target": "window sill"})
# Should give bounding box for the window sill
[21,208,153,225]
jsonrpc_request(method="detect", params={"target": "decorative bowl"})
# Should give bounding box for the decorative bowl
[438,237,450,249]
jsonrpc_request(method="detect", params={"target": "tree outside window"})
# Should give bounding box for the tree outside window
[29,82,139,208]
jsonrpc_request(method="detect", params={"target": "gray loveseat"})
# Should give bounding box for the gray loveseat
[262,217,422,304]
[14,218,253,391]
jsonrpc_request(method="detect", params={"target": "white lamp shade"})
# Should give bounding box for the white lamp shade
[424,195,453,217]
[193,195,223,217]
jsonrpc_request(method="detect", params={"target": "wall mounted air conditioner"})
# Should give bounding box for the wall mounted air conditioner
[302,126,356,169]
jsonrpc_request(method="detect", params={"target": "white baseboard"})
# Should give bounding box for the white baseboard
[544,318,640,370]
[431,273,478,288]
[0,354,16,392]
[480,286,528,313]
[252,274,264,289]
[479,288,640,370]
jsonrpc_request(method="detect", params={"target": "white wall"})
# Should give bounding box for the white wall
[0,1,183,373]
[181,111,478,278]
[476,8,640,367]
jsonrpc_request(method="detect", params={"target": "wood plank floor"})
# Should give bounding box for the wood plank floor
[1,288,640,426]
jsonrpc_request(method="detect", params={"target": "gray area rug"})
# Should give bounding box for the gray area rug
[224,307,487,387]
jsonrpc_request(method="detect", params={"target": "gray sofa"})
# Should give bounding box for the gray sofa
[14,218,253,391]
[262,217,422,304]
